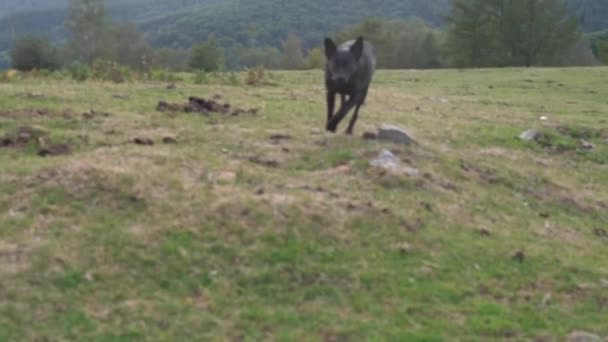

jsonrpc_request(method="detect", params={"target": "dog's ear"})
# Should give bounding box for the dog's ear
[324,38,337,59]
[350,36,364,61]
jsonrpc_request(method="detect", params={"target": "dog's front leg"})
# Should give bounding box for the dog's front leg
[326,91,336,128]
[326,95,358,133]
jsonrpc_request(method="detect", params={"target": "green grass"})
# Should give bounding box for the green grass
[1,67,607,341]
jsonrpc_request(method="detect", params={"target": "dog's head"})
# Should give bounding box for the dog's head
[324,36,364,86]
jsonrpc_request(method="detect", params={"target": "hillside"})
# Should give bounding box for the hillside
[1,67,607,340]
[0,0,450,67]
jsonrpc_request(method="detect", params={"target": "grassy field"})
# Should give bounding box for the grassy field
[1,67,607,341]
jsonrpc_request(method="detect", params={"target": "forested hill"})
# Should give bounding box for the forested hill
[1,0,446,52]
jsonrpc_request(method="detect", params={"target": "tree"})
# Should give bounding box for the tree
[445,0,580,67]
[10,35,59,71]
[102,24,153,71]
[190,34,224,71]
[281,33,304,70]
[444,0,497,67]
[65,0,106,64]
[335,18,443,69]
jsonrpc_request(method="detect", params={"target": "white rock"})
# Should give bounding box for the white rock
[519,129,540,141]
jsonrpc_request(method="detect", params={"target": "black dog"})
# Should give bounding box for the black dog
[324,36,376,134]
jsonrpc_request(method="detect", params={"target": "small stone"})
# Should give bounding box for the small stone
[512,251,525,263]
[362,131,377,140]
[166,83,176,90]
[567,331,602,342]
[519,129,540,141]
[255,187,265,195]
[38,144,72,157]
[398,242,412,254]
[539,116,548,121]
[133,137,154,146]
[377,124,416,145]
[370,149,420,176]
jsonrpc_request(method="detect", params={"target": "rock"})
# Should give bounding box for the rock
[112,94,130,100]
[580,139,595,150]
[377,124,416,145]
[567,331,603,342]
[370,149,420,176]
[539,116,548,121]
[519,129,540,141]
[162,136,177,144]
[166,83,176,90]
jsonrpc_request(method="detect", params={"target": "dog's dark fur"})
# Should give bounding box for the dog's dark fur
[324,36,376,134]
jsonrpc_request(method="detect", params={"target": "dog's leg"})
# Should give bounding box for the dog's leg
[340,94,346,108]
[326,91,336,128]
[345,104,362,135]
[345,88,368,135]
[326,95,358,133]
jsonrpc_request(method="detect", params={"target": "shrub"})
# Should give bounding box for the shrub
[193,69,209,84]
[91,59,132,83]
[148,69,182,82]
[68,62,91,82]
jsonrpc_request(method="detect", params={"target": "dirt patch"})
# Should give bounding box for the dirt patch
[269,134,291,144]
[82,109,111,120]
[248,155,280,168]
[38,144,72,157]
[0,108,54,119]
[1,126,48,147]
[0,243,29,275]
[157,96,259,117]
[2,126,74,157]
[133,137,155,146]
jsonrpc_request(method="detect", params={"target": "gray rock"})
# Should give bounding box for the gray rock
[567,331,602,342]
[519,129,540,141]
[370,149,420,176]
[580,139,595,150]
[377,124,416,145]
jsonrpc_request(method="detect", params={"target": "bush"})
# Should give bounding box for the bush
[91,60,132,83]
[68,62,91,82]
[10,35,60,71]
[245,67,266,86]
[0,69,19,83]
[147,69,182,82]
[193,69,209,84]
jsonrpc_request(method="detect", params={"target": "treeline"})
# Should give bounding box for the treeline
[7,0,608,73]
